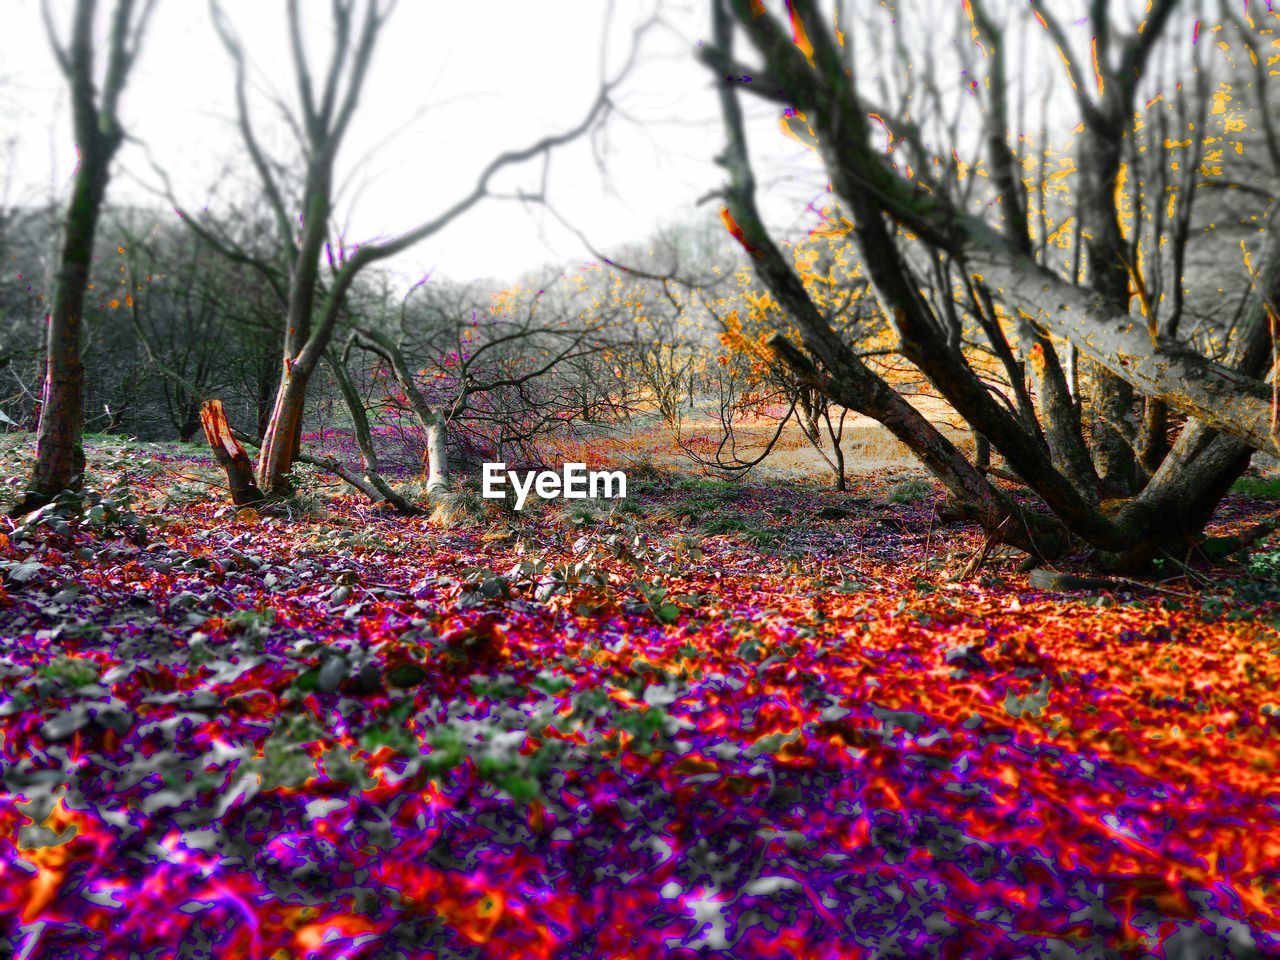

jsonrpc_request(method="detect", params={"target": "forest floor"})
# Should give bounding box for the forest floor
[1,435,1279,958]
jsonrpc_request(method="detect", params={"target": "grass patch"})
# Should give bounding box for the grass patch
[885,478,934,504]
[1231,475,1280,500]
[661,477,747,521]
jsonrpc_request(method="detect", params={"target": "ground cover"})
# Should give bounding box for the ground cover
[1,438,1278,958]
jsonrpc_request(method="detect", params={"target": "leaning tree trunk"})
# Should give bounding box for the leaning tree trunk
[324,352,424,515]
[354,328,452,495]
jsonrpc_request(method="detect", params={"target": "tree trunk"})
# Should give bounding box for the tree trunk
[178,398,201,442]
[1137,399,1170,475]
[972,431,991,472]
[1088,368,1137,492]
[12,0,149,515]
[15,162,104,512]
[325,354,424,515]
[255,361,311,497]
[425,411,449,494]
[353,328,452,496]
[201,400,264,506]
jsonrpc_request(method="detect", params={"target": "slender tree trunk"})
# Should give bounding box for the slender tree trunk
[1136,399,1170,475]
[424,411,449,494]
[972,431,991,472]
[354,328,452,496]
[255,362,312,496]
[247,113,333,496]
[178,397,201,442]
[12,0,150,515]
[16,161,107,511]
[325,354,423,514]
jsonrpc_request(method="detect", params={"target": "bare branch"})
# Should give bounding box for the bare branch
[209,0,298,257]
[40,0,73,77]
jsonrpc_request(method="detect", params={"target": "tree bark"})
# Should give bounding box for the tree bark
[178,400,201,443]
[200,400,264,506]
[1136,399,1170,475]
[424,411,449,494]
[325,352,424,515]
[256,359,310,496]
[354,327,451,495]
[12,0,150,515]
[18,157,104,511]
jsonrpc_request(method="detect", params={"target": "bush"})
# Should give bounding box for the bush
[1248,549,1280,580]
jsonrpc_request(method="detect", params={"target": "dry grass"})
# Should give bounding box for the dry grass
[547,397,972,484]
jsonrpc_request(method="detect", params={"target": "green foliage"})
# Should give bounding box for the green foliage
[1218,548,1280,605]
[285,464,337,518]
[674,476,743,498]
[39,656,101,689]
[662,477,745,521]
[630,579,683,624]
[1248,549,1280,580]
[1231,475,1280,500]
[885,478,934,504]
[225,608,276,642]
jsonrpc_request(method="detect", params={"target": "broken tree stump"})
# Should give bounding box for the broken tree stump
[200,399,264,506]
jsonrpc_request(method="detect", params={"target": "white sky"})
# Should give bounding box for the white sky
[2,0,783,286]
[2,2,1214,290]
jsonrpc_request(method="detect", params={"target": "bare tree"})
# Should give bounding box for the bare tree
[704,0,1280,565]
[170,0,648,502]
[347,273,622,493]
[11,0,154,515]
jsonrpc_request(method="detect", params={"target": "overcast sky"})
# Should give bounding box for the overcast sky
[3,2,1213,291]
[2,0,821,287]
